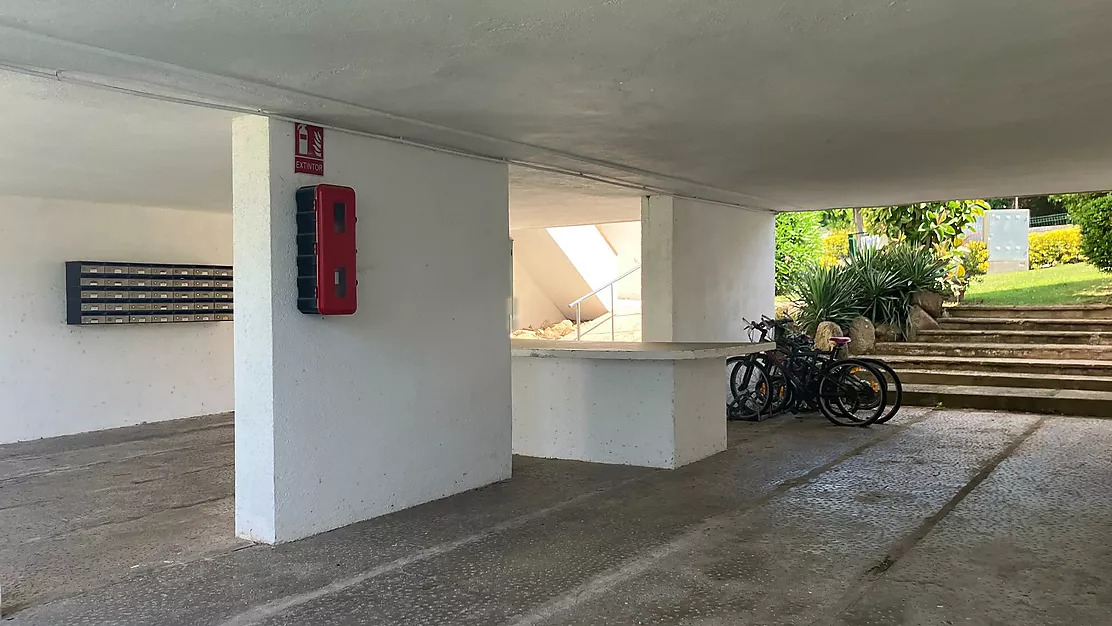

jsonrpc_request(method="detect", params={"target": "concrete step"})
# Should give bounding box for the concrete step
[876,342,1112,361]
[879,355,1112,377]
[895,369,1112,392]
[916,329,1112,346]
[902,383,1112,417]
[946,304,1112,320]
[938,317,1112,332]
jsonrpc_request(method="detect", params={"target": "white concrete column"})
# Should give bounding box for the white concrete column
[641,195,775,342]
[232,116,512,544]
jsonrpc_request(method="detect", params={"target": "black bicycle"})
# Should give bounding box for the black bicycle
[728,317,898,426]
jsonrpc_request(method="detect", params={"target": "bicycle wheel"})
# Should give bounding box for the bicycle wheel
[757,354,792,415]
[785,353,821,414]
[817,359,888,426]
[861,359,903,424]
[728,355,772,420]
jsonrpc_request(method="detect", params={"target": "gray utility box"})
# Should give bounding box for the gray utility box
[984,209,1030,274]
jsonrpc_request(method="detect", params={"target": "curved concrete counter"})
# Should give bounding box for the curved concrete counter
[510,340,773,360]
[511,340,774,469]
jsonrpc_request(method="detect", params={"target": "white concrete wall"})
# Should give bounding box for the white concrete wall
[671,358,727,467]
[233,117,512,543]
[511,354,726,469]
[598,221,642,300]
[0,196,233,443]
[512,357,676,467]
[512,255,565,330]
[642,196,775,342]
[547,225,618,307]
[511,228,607,320]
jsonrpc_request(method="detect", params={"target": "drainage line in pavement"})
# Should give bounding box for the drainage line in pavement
[873,414,1048,574]
[821,414,1049,624]
[502,410,940,626]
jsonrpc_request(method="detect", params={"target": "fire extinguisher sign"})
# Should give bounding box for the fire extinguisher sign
[294,123,325,175]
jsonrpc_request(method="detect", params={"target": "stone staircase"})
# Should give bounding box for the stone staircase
[876,304,1112,416]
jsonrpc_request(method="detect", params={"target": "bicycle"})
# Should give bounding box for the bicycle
[729,317,892,426]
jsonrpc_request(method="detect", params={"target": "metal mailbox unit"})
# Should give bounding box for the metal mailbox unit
[65,261,234,326]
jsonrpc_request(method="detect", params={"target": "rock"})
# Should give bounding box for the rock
[906,304,941,341]
[912,290,945,319]
[875,323,901,343]
[846,316,876,355]
[813,321,843,352]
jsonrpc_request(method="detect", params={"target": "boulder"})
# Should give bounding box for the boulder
[912,290,945,319]
[846,316,876,355]
[813,321,843,352]
[906,304,941,341]
[875,323,901,343]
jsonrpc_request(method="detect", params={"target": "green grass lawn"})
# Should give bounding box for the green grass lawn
[963,263,1112,306]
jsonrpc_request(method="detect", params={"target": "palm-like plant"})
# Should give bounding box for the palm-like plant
[885,243,948,294]
[793,243,950,334]
[792,264,864,334]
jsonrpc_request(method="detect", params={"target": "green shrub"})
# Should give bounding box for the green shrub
[775,212,822,294]
[792,264,864,333]
[885,243,949,294]
[865,199,987,295]
[1053,193,1112,271]
[1028,226,1083,268]
[965,240,989,279]
[793,244,948,333]
[844,247,906,326]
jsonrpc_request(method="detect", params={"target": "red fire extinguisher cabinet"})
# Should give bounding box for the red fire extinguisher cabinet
[296,184,357,315]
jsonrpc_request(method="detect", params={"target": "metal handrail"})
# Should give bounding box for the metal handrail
[568,265,642,307]
[568,265,641,341]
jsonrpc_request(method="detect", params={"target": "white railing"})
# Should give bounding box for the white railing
[568,265,641,341]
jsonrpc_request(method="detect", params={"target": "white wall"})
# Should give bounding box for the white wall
[512,255,565,330]
[547,225,618,305]
[511,353,725,469]
[0,196,233,443]
[511,228,607,321]
[642,196,775,342]
[233,117,512,543]
[598,221,642,300]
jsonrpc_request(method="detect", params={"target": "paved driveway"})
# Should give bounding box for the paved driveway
[2,408,1109,625]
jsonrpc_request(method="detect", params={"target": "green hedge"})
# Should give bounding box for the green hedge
[821,229,850,267]
[965,240,989,277]
[775,212,822,294]
[1029,226,1083,268]
[1053,193,1112,271]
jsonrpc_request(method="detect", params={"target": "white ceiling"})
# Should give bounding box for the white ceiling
[0,71,233,212]
[0,69,641,228]
[508,168,640,229]
[1,1,1111,211]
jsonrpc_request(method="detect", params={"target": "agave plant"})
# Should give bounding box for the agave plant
[885,243,948,294]
[792,264,864,334]
[847,261,906,326]
[793,242,951,333]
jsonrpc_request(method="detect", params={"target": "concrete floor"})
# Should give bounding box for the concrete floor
[3,409,1111,625]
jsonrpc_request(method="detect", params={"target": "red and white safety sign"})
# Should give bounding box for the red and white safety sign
[294,123,325,175]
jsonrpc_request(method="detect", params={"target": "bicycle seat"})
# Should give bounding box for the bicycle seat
[830,337,852,346]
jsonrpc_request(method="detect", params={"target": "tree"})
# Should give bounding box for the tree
[987,195,1060,217]
[775,211,822,295]
[865,199,988,295]
[1051,192,1112,271]
[866,200,987,248]
[819,209,853,230]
